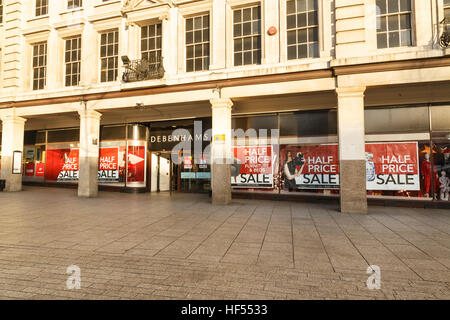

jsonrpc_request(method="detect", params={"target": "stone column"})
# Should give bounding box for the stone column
[0,115,26,192]
[78,109,101,198]
[210,98,233,205]
[337,86,368,214]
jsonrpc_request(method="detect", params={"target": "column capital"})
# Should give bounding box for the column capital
[210,98,233,109]
[336,86,366,97]
[78,109,102,120]
[0,115,27,124]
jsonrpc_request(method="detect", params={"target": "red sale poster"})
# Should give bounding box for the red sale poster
[365,142,419,191]
[127,146,146,183]
[280,144,339,189]
[25,163,35,176]
[35,163,45,177]
[45,148,79,181]
[98,147,119,182]
[232,146,273,188]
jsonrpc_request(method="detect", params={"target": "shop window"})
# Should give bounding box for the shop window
[36,131,46,144]
[286,0,319,60]
[45,143,80,183]
[279,144,339,195]
[376,0,412,49]
[365,106,429,134]
[141,23,162,68]
[99,141,126,186]
[100,30,119,82]
[36,0,48,16]
[65,36,81,87]
[366,141,427,199]
[24,131,37,145]
[32,42,47,90]
[101,125,126,141]
[279,110,337,137]
[186,14,210,72]
[232,114,278,134]
[432,136,450,202]
[47,129,80,143]
[431,105,450,131]
[233,5,261,66]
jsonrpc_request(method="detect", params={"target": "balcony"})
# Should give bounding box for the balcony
[440,17,450,48]
[122,55,165,82]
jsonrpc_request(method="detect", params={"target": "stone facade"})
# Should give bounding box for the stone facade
[0,0,450,213]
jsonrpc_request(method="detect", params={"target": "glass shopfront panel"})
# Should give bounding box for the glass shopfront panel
[232,114,279,194]
[364,105,447,201]
[431,105,450,201]
[45,142,80,183]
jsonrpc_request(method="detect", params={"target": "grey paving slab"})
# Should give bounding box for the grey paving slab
[0,186,450,300]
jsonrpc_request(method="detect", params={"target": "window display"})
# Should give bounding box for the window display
[279,144,339,193]
[231,145,274,188]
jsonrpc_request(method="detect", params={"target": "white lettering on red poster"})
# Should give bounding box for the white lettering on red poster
[98,147,119,182]
[291,145,340,189]
[57,149,79,181]
[366,142,419,191]
[232,146,273,188]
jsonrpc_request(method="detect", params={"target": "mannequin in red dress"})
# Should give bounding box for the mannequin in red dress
[421,153,438,198]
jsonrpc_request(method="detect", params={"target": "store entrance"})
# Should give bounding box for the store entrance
[150,152,172,192]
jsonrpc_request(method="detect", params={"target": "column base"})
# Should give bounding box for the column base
[340,160,368,214]
[78,156,99,198]
[212,163,232,205]
[0,157,23,192]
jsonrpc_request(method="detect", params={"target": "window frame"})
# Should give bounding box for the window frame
[35,0,48,17]
[184,13,211,73]
[64,36,82,87]
[285,0,320,60]
[375,0,414,49]
[32,42,48,91]
[232,4,262,66]
[99,29,119,83]
[68,0,82,10]
[140,22,163,68]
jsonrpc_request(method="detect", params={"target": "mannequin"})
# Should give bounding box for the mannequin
[439,171,450,201]
[421,153,438,198]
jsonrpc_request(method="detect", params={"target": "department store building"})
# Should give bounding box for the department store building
[1,0,450,213]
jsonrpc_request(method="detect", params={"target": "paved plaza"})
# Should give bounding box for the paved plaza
[0,187,450,300]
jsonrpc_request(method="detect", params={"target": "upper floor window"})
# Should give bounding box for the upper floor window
[32,42,47,90]
[68,0,82,10]
[100,30,119,82]
[376,0,412,49]
[36,0,48,16]
[233,5,261,66]
[141,23,162,66]
[286,0,319,60]
[0,0,3,24]
[65,36,81,86]
[186,14,210,72]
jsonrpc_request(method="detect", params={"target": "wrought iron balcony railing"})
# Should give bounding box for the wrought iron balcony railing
[122,55,165,82]
[440,17,450,48]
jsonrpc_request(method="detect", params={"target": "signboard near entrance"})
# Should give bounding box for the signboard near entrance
[231,146,274,188]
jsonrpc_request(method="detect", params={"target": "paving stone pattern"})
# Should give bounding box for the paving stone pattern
[0,187,450,300]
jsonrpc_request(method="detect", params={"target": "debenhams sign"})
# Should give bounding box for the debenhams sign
[149,129,211,151]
